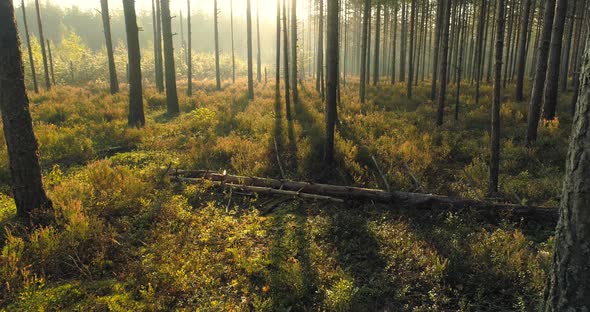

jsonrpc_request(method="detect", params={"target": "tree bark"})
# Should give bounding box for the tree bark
[0,0,52,222]
[291,0,299,104]
[46,40,55,85]
[525,0,556,145]
[276,0,281,99]
[34,0,50,90]
[123,0,145,127]
[373,2,381,86]
[155,0,164,93]
[325,0,339,163]
[515,0,532,101]
[21,0,38,94]
[559,0,575,92]
[407,0,416,97]
[430,0,444,101]
[214,0,221,90]
[283,0,291,119]
[101,0,119,95]
[490,0,506,196]
[542,0,568,121]
[247,0,255,99]
[187,0,192,95]
[542,32,590,311]
[359,0,370,103]
[160,0,179,114]
[231,0,236,84]
[475,1,487,105]
[435,0,451,126]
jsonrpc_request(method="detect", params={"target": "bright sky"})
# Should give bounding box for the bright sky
[50,0,282,21]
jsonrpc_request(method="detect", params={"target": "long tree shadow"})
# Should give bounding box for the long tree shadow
[272,96,299,179]
[215,92,251,136]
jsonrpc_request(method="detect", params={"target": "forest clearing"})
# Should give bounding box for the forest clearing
[0,0,589,310]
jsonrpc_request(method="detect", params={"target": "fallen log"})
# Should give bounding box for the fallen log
[171,170,558,219]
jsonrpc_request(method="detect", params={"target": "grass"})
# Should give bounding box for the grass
[0,77,569,311]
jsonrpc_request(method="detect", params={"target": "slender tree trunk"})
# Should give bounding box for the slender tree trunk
[399,1,406,82]
[34,0,50,90]
[276,0,281,99]
[291,0,299,104]
[123,0,146,127]
[490,0,506,196]
[257,0,262,83]
[0,0,52,222]
[155,0,164,93]
[455,0,466,121]
[475,1,487,105]
[542,34,590,311]
[407,0,416,97]
[101,0,119,94]
[283,0,291,119]
[161,0,180,114]
[431,0,444,101]
[515,0,532,101]
[180,12,186,71]
[559,0,576,92]
[231,0,236,84]
[325,0,339,163]
[187,0,192,95]
[214,0,221,90]
[373,2,381,85]
[525,0,556,145]
[436,0,451,126]
[247,0,255,99]
[542,0,568,121]
[46,40,55,85]
[391,0,398,85]
[21,0,38,93]
[359,0,370,103]
[317,0,325,94]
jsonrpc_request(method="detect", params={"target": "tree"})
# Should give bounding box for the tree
[276,0,281,99]
[101,0,119,95]
[21,0,38,93]
[46,40,55,85]
[373,2,381,86]
[291,0,299,104]
[34,0,50,90]
[257,0,262,83]
[0,0,52,222]
[490,0,506,195]
[515,0,532,101]
[407,0,416,97]
[247,0,255,99]
[325,0,339,163]
[436,0,451,126]
[542,0,568,121]
[214,0,221,90]
[283,0,291,119]
[231,0,236,84]
[474,1,487,105]
[187,0,193,95]
[359,0,370,103]
[431,0,444,101]
[123,0,145,127]
[161,0,179,114]
[525,0,556,145]
[542,34,590,311]
[317,0,325,100]
[154,0,164,93]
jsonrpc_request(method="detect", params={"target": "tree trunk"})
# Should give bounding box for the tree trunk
[257,0,262,83]
[407,0,416,97]
[21,0,38,93]
[359,0,370,103]
[101,0,119,95]
[187,0,192,95]
[123,0,145,127]
[431,0,444,101]
[155,0,164,93]
[525,0,556,145]
[247,0,255,99]
[435,0,451,126]
[325,0,339,163]
[490,0,506,196]
[160,0,179,114]
[542,33,590,311]
[276,0,281,99]
[34,0,50,90]
[559,0,576,92]
[373,2,381,86]
[231,0,236,84]
[391,0,398,85]
[542,0,568,121]
[515,0,532,101]
[283,0,291,119]
[291,0,299,104]
[0,0,52,222]
[214,0,221,90]
[475,1,487,105]
[399,1,406,82]
[317,0,325,101]
[46,40,55,85]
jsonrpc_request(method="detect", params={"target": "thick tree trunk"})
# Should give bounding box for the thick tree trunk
[430,0,444,101]
[283,0,291,119]
[155,0,164,93]
[542,0,568,121]
[21,0,38,93]
[490,0,506,196]
[542,33,590,311]
[373,2,381,86]
[291,0,299,104]
[123,0,145,127]
[0,0,52,222]
[435,0,451,126]
[276,0,281,99]
[187,0,192,95]
[34,0,50,90]
[214,0,221,90]
[359,0,370,103]
[525,0,556,145]
[160,0,179,114]
[407,0,416,97]
[101,0,119,95]
[515,0,532,101]
[325,0,339,163]
[247,0,255,99]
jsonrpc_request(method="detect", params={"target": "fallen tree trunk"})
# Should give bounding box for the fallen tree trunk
[171,170,558,219]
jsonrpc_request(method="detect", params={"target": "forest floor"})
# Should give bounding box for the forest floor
[0,79,572,311]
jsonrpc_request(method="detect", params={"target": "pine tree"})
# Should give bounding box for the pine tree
[123,0,145,127]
